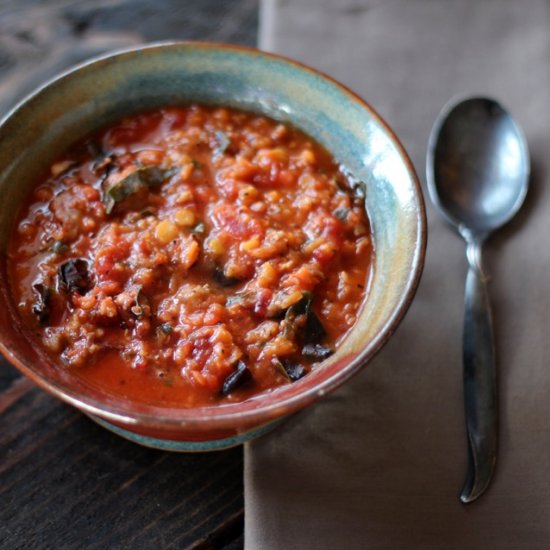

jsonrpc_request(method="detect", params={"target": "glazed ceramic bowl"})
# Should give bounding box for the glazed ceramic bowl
[0,42,426,451]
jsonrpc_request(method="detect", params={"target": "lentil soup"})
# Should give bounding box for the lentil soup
[9,105,373,407]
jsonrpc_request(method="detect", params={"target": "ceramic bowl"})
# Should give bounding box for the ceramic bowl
[0,42,426,451]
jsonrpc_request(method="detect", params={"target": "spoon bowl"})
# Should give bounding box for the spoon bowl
[427,97,529,238]
[426,96,530,503]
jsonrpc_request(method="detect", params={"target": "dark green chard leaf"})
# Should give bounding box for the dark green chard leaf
[94,153,118,191]
[303,306,327,345]
[283,293,310,337]
[221,360,252,395]
[32,283,51,324]
[284,291,327,344]
[273,358,291,380]
[103,165,177,214]
[280,358,307,382]
[58,259,91,295]
[302,343,334,361]
[284,291,312,321]
[283,291,333,358]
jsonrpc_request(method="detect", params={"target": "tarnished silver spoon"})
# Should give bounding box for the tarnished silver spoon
[426,97,530,503]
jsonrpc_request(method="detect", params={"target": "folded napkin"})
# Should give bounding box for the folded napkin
[245,1,550,548]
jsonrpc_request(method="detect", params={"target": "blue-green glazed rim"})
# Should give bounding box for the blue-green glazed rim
[0,41,426,441]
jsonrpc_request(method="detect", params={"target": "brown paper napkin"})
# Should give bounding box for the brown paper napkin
[245,1,550,548]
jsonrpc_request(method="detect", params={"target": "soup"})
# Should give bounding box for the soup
[9,105,373,407]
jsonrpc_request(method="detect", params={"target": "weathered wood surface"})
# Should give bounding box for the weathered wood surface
[0,1,257,548]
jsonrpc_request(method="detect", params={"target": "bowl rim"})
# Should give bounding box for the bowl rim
[0,40,427,431]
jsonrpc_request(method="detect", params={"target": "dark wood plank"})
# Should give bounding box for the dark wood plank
[0,388,245,549]
[0,0,259,112]
[0,1,258,548]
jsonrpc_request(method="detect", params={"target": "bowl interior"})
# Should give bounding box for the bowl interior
[0,42,425,430]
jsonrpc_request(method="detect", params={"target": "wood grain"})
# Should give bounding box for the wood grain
[0,1,258,548]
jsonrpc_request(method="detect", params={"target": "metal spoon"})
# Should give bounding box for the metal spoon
[426,96,530,503]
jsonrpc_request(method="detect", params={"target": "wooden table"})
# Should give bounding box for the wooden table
[0,1,258,548]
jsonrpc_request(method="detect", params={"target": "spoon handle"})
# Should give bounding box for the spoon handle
[461,241,497,503]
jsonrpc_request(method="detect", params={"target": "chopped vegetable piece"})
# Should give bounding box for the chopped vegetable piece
[221,360,252,395]
[303,307,327,344]
[174,208,196,227]
[282,291,311,321]
[103,166,176,214]
[155,220,179,244]
[302,343,334,361]
[280,359,307,382]
[58,259,91,295]
[273,357,291,380]
[283,291,327,345]
[208,238,225,256]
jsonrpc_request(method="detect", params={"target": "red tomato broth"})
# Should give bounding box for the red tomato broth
[8,105,373,407]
